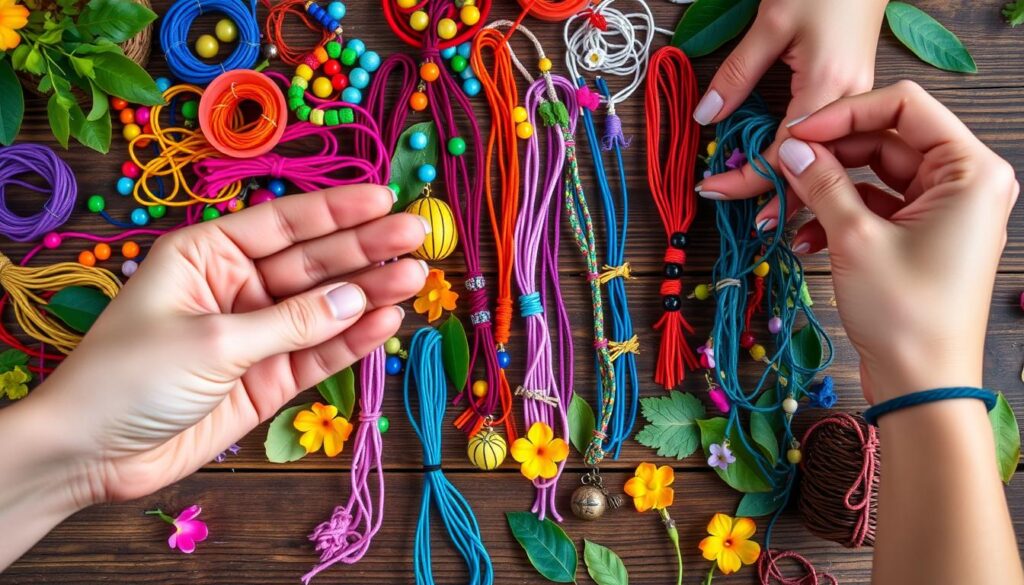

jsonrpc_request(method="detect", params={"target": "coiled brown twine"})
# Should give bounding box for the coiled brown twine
[798,412,880,548]
[0,253,121,354]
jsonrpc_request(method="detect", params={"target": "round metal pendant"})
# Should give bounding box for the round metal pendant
[571,484,608,521]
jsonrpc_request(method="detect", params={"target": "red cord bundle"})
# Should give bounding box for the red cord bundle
[644,46,700,389]
[514,0,592,22]
[261,0,334,66]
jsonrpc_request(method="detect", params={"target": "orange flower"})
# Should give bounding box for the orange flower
[510,422,569,480]
[0,0,28,51]
[698,513,761,575]
[413,268,458,322]
[624,462,675,512]
[293,402,353,457]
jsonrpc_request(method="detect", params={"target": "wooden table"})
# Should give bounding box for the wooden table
[3,1,1023,583]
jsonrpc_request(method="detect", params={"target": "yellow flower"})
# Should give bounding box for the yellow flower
[292,402,353,457]
[624,462,675,512]
[0,0,28,51]
[413,268,458,322]
[510,422,569,480]
[1,367,29,400]
[698,513,761,575]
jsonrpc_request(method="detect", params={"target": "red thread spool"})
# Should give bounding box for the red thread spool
[199,70,288,159]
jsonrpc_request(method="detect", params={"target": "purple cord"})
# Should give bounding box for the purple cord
[0,143,78,243]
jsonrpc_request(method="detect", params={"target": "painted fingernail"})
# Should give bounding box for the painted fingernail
[698,190,727,200]
[694,181,703,192]
[326,283,366,320]
[416,259,430,277]
[416,214,432,234]
[785,114,809,128]
[693,89,723,126]
[756,217,777,232]
[394,305,406,320]
[779,138,816,176]
[792,242,811,254]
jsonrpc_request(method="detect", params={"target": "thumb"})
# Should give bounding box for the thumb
[777,138,874,233]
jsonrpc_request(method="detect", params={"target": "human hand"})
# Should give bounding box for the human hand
[694,0,887,219]
[708,81,1018,404]
[27,185,429,505]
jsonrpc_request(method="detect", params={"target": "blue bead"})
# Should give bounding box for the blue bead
[348,67,370,89]
[409,131,428,150]
[341,86,362,104]
[346,38,366,57]
[441,46,457,60]
[327,1,346,21]
[267,179,287,197]
[457,42,472,59]
[497,350,511,369]
[358,50,381,73]
[385,356,403,375]
[155,77,172,92]
[463,78,481,97]
[460,67,476,80]
[116,176,134,196]
[417,164,436,183]
[130,208,150,226]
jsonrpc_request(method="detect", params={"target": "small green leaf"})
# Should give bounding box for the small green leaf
[316,367,355,419]
[735,488,785,518]
[438,314,469,391]
[790,326,823,389]
[568,393,596,455]
[10,45,31,70]
[69,55,95,79]
[23,48,45,75]
[85,80,109,122]
[634,391,706,460]
[506,511,578,583]
[750,387,781,465]
[671,0,758,58]
[989,392,1020,484]
[0,60,23,145]
[584,540,628,585]
[0,348,29,373]
[69,103,111,153]
[43,286,110,333]
[76,0,157,43]
[1004,0,1024,26]
[885,2,977,73]
[390,121,438,211]
[264,403,313,463]
[698,417,772,493]
[90,52,163,105]
[47,94,70,148]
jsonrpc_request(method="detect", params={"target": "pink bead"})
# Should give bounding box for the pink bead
[121,161,141,179]
[250,188,276,206]
[42,232,61,249]
[135,107,151,126]
[768,316,782,334]
[699,353,712,370]
[121,260,138,277]
[709,386,731,414]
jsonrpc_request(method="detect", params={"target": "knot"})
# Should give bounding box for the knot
[608,335,640,361]
[595,263,634,285]
[519,292,543,317]
[308,507,354,556]
[601,113,631,151]
[266,153,288,179]
[659,280,682,296]
[359,411,381,423]
[593,337,609,350]
[664,247,685,265]
[581,8,608,30]
[514,386,558,407]
[422,463,442,473]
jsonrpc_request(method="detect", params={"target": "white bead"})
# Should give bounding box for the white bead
[782,397,799,414]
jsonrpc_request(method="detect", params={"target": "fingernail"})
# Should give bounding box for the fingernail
[779,138,816,176]
[792,242,811,254]
[416,214,432,234]
[326,283,366,320]
[386,185,398,204]
[698,190,727,200]
[785,114,809,128]
[416,259,430,277]
[694,181,703,192]
[394,305,406,320]
[756,217,777,232]
[693,89,723,126]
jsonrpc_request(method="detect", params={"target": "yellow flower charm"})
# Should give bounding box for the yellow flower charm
[0,0,28,51]
[293,402,353,457]
[413,268,458,323]
[699,513,762,575]
[0,367,29,400]
[510,422,569,480]
[624,462,675,512]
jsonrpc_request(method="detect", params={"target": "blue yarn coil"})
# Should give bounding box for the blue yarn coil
[159,0,261,85]
[404,328,493,585]
[519,292,543,318]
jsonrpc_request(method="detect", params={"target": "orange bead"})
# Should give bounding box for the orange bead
[119,109,135,125]
[420,62,440,82]
[121,241,140,259]
[110,97,128,111]
[409,91,428,112]
[313,46,328,63]
[93,242,112,261]
[78,250,96,267]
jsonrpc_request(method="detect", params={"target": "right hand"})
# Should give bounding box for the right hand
[709,81,1019,404]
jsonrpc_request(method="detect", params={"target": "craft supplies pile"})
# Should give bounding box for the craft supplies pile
[0,0,1015,583]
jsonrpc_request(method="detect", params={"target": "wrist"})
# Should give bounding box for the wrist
[860,343,983,404]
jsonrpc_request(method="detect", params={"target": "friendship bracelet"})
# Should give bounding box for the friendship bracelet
[160,0,261,84]
[863,387,998,426]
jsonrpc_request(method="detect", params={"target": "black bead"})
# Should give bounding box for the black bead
[663,263,682,279]
[662,295,682,311]
[670,232,688,249]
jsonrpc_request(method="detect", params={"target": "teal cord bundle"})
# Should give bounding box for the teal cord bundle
[160,0,261,84]
[404,328,493,585]
[708,97,833,545]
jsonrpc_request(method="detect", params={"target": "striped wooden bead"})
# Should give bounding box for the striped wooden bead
[467,429,506,471]
[405,196,458,261]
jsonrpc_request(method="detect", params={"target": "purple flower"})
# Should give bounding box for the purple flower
[708,442,735,471]
[214,443,241,463]
[697,343,716,369]
[725,148,747,170]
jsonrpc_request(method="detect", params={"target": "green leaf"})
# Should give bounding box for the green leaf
[43,286,110,333]
[438,314,469,391]
[390,121,438,211]
[69,55,95,79]
[23,48,45,75]
[1005,0,1024,26]
[735,488,785,518]
[316,367,355,419]
[506,511,578,583]
[885,2,977,73]
[750,387,781,465]
[698,417,772,493]
[584,540,628,585]
[0,60,23,145]
[671,0,758,58]
[568,392,596,455]
[76,0,157,43]
[790,326,823,389]
[0,348,29,373]
[86,80,109,122]
[634,391,706,460]
[989,392,1020,484]
[10,45,31,70]
[90,52,163,105]
[47,94,70,148]
[69,103,111,153]
[264,403,313,463]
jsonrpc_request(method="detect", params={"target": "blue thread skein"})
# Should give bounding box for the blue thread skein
[160,0,261,84]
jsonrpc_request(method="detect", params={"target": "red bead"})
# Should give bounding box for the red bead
[121,161,140,179]
[699,353,712,369]
[110,97,128,111]
[324,59,341,76]
[739,332,756,349]
[330,73,349,91]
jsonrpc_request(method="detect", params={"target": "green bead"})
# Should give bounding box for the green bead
[326,40,342,59]
[447,136,466,156]
[450,55,467,73]
[339,107,354,124]
[377,415,390,433]
[297,105,312,121]
[291,76,308,89]
[288,85,304,98]
[340,47,357,66]
[148,204,167,219]
[202,207,221,221]
[181,100,199,120]
[387,182,400,198]
[86,194,105,212]
[288,97,305,111]
[384,336,401,355]
[324,109,340,126]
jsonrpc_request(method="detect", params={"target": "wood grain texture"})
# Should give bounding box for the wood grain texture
[2,0,1023,583]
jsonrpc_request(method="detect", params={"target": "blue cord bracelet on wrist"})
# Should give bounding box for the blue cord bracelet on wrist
[863,387,998,426]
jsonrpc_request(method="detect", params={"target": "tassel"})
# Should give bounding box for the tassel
[576,86,601,112]
[653,278,699,389]
[538,102,557,127]
[601,113,631,150]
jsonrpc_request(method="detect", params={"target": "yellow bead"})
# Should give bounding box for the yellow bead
[396,0,415,7]
[707,141,717,156]
[215,18,238,43]
[122,123,141,141]
[538,57,552,73]
[694,283,710,301]
[787,448,802,465]
[296,64,314,81]
[311,76,333,99]
[753,261,770,278]
[437,17,457,40]
[512,106,528,124]
[749,343,766,361]
[195,34,219,59]
[472,379,488,398]
[406,197,459,261]
[409,10,429,31]
[515,121,533,140]
[467,430,507,471]
[310,109,326,126]
[460,4,480,25]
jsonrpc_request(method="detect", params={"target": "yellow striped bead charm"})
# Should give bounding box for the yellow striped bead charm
[405,195,458,261]
[467,429,506,471]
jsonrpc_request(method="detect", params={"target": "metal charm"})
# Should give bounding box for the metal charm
[570,468,621,521]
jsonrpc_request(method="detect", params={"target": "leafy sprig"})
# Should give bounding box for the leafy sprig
[1004,0,1024,26]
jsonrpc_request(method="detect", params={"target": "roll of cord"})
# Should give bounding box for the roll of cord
[160,0,261,84]
[0,144,76,243]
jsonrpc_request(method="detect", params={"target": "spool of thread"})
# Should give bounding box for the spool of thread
[798,412,880,548]
[199,70,288,158]
[0,144,77,243]
[160,0,261,84]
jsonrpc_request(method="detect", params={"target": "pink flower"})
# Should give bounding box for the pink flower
[148,505,209,554]
[708,385,731,414]
[708,442,736,471]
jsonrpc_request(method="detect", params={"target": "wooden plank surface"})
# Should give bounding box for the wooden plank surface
[3,0,1023,583]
